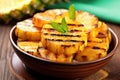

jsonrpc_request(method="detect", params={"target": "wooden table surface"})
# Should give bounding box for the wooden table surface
[0,22,120,80]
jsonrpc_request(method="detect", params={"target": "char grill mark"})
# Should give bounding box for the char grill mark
[92,46,106,51]
[37,46,44,50]
[50,34,81,37]
[67,24,84,27]
[98,53,102,58]
[81,41,85,44]
[43,28,83,33]
[92,46,100,49]
[45,38,84,42]
[96,33,107,38]
[57,23,84,27]
[88,40,103,43]
[43,28,55,31]
[37,46,43,52]
[78,24,84,27]
[93,24,98,28]
[61,44,75,48]
[81,56,87,61]
[69,30,80,33]
[44,33,48,35]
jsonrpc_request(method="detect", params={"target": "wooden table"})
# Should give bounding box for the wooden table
[0,22,120,80]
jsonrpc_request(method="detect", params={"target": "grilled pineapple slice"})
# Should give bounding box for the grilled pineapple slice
[75,47,107,62]
[38,42,73,62]
[17,40,73,62]
[15,19,41,41]
[57,11,100,38]
[33,9,99,39]
[17,41,39,55]
[33,10,98,28]
[32,9,67,28]
[55,11,98,28]
[75,22,111,62]
[75,36,110,62]
[41,23,87,56]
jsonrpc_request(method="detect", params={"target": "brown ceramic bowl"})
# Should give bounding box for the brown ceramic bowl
[10,25,118,79]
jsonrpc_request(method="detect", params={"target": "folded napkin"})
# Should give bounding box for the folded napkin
[47,0,120,24]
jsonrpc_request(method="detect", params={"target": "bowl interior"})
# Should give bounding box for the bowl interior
[10,26,118,64]
[108,28,118,53]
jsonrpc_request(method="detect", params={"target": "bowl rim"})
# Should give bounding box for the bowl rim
[10,25,119,66]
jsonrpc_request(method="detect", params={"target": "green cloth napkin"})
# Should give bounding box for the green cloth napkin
[47,0,120,24]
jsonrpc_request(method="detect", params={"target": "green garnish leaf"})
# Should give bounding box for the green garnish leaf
[69,4,76,20]
[50,22,65,33]
[50,18,68,33]
[61,17,68,32]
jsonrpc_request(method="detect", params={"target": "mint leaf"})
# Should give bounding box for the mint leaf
[61,18,68,33]
[69,4,76,20]
[50,18,68,33]
[50,22,65,33]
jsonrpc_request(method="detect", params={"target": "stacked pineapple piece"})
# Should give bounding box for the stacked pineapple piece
[76,21,111,62]
[15,9,111,63]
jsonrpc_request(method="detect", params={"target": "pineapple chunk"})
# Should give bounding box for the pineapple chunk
[75,47,107,62]
[32,9,67,27]
[15,19,41,41]
[38,42,73,63]
[75,22,111,62]
[33,10,98,33]
[17,41,39,54]
[41,24,87,56]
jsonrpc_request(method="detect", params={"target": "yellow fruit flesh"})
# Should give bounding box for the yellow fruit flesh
[75,21,111,62]
[41,24,88,56]
[38,42,73,62]
[17,41,39,53]
[76,47,107,62]
[0,0,31,14]
[15,19,41,41]
[32,9,67,27]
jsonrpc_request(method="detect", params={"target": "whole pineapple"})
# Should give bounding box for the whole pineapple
[0,0,68,24]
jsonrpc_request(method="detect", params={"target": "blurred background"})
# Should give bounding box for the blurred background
[0,0,120,24]
[0,0,69,24]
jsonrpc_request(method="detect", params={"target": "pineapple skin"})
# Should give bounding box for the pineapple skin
[0,0,59,24]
